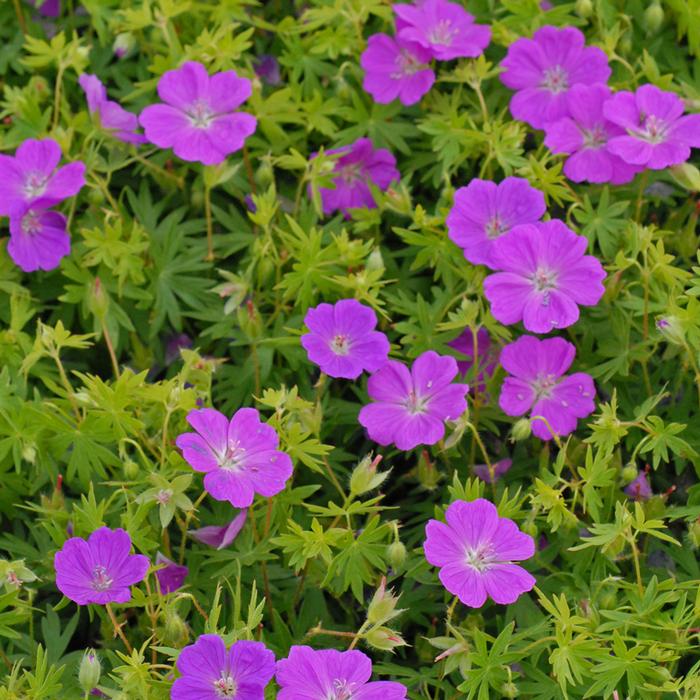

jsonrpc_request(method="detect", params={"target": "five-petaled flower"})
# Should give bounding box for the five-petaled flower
[498,335,596,440]
[139,61,257,165]
[358,351,469,451]
[301,299,390,379]
[176,407,293,508]
[53,527,149,605]
[424,498,535,607]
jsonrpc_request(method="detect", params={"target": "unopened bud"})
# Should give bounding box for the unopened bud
[511,418,531,441]
[123,459,139,480]
[621,465,637,483]
[349,454,389,495]
[90,277,109,320]
[78,649,101,692]
[113,32,136,59]
[21,442,37,464]
[364,626,407,651]
[655,315,685,345]
[162,610,189,645]
[366,248,385,273]
[643,2,664,34]
[386,540,407,569]
[501,681,519,698]
[575,0,593,18]
[689,519,700,548]
[417,450,440,490]
[367,577,403,625]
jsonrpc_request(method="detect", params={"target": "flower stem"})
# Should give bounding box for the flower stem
[243,146,257,194]
[178,491,208,565]
[11,0,26,34]
[105,604,132,654]
[204,184,214,261]
[629,534,644,594]
[348,620,370,650]
[101,320,120,379]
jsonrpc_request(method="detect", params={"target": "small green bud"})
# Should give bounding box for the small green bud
[21,442,37,465]
[349,454,390,495]
[689,519,700,548]
[655,315,685,346]
[598,588,617,610]
[501,681,519,698]
[366,248,385,273]
[162,610,189,645]
[78,650,101,692]
[364,626,407,651]
[367,577,404,625]
[416,450,440,490]
[643,2,664,34]
[386,540,407,569]
[90,277,109,321]
[621,465,638,483]
[123,459,139,480]
[511,418,531,441]
[575,0,593,18]
[87,187,105,206]
[113,32,136,59]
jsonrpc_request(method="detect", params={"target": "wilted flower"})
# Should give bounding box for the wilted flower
[424,498,535,607]
[189,510,247,549]
[446,177,546,267]
[254,54,281,85]
[139,61,257,165]
[483,220,606,333]
[473,458,512,483]
[603,84,700,170]
[358,351,469,451]
[165,333,193,364]
[301,299,390,379]
[498,335,596,440]
[361,33,435,106]
[315,138,399,217]
[78,650,101,693]
[276,646,407,699]
[53,527,149,605]
[394,0,491,61]
[624,472,653,501]
[171,635,275,700]
[176,407,293,507]
[499,25,611,129]
[544,84,642,184]
[154,552,188,594]
[32,0,59,16]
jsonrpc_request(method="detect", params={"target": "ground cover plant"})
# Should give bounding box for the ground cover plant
[1,0,700,698]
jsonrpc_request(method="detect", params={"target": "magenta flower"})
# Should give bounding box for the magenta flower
[139,61,257,166]
[544,84,642,185]
[448,328,499,391]
[53,527,149,606]
[473,458,512,484]
[316,138,399,217]
[498,335,596,440]
[175,408,293,508]
[624,472,653,501]
[446,177,546,267]
[424,499,535,607]
[172,635,275,700]
[33,0,59,16]
[394,0,491,61]
[7,205,70,272]
[301,299,390,379]
[276,645,407,700]
[361,33,435,106]
[499,26,611,129]
[189,510,247,549]
[358,351,469,451]
[154,552,188,594]
[603,84,700,170]
[0,138,85,216]
[79,74,146,145]
[483,220,606,333]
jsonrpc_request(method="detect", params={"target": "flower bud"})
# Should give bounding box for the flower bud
[416,450,440,490]
[688,519,700,549]
[511,418,531,441]
[367,577,403,625]
[21,442,37,465]
[364,626,407,651]
[123,459,139,480]
[113,32,136,59]
[501,681,519,698]
[643,2,664,34]
[621,465,637,483]
[366,248,385,273]
[78,650,101,692]
[386,540,407,569]
[349,454,390,495]
[656,315,685,346]
[575,0,593,18]
[162,609,189,645]
[90,277,109,321]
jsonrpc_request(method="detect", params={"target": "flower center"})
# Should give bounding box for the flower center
[484,215,509,240]
[23,172,48,199]
[531,267,558,299]
[391,49,426,78]
[187,100,215,129]
[21,210,42,236]
[220,439,246,471]
[404,389,428,415]
[6,571,21,587]
[155,489,172,505]
[638,113,668,144]
[213,674,237,698]
[532,372,559,400]
[464,544,496,572]
[337,163,362,184]
[91,565,113,592]
[329,679,355,700]
[541,65,569,94]
[329,334,351,356]
[582,123,608,149]
[427,19,456,46]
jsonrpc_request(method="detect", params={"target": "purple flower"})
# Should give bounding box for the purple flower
[473,458,512,483]
[276,645,407,700]
[301,299,390,379]
[33,0,59,16]
[446,177,546,267]
[53,527,149,605]
[175,408,293,508]
[603,84,700,170]
[483,220,606,333]
[165,333,192,364]
[358,351,469,451]
[79,74,146,145]
[154,552,188,594]
[171,634,275,700]
[624,472,653,501]
[360,33,435,106]
[544,84,642,184]
[424,498,535,607]
[316,138,399,217]
[394,0,491,61]
[499,26,611,129]
[189,510,247,549]
[139,61,257,166]
[498,335,596,441]
[254,55,281,86]
[448,328,499,390]
[7,204,70,272]
[0,138,85,216]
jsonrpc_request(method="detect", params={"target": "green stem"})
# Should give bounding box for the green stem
[204,184,214,261]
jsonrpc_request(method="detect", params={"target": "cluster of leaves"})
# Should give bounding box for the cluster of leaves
[0,0,699,699]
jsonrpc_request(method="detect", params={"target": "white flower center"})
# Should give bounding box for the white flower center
[213,674,237,698]
[464,543,496,572]
[328,679,355,700]
[330,334,351,356]
[91,565,113,592]
[220,439,246,471]
[21,210,42,236]
[541,65,569,94]
[391,49,426,78]
[155,489,172,505]
[187,100,215,129]
[23,172,48,199]
[531,267,558,304]
[532,372,559,400]
[637,113,669,144]
[427,19,456,46]
[582,123,608,149]
[404,389,428,416]
[337,163,362,184]
[484,215,509,240]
